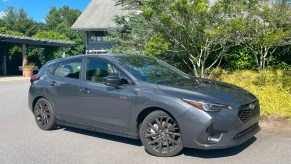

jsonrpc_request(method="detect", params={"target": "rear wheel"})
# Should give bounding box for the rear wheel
[34,98,57,130]
[140,111,183,157]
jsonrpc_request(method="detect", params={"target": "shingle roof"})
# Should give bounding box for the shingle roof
[0,34,75,47]
[72,0,126,31]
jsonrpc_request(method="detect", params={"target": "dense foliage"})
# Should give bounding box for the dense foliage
[111,0,291,77]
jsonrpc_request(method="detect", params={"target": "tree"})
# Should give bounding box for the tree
[32,30,69,64]
[33,30,68,40]
[0,19,4,27]
[108,11,154,54]
[0,27,24,36]
[45,7,61,30]
[1,7,40,36]
[45,6,84,55]
[114,0,233,77]
[45,6,81,30]
[208,0,290,70]
[55,22,84,55]
[242,0,291,69]
[112,0,291,74]
[1,7,17,31]
[115,0,146,9]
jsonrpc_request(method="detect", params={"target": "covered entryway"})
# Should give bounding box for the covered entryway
[0,34,74,76]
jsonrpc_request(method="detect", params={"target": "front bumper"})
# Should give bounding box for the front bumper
[177,107,260,150]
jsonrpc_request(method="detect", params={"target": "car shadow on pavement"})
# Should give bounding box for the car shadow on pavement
[182,137,257,158]
[61,126,143,147]
[60,126,256,158]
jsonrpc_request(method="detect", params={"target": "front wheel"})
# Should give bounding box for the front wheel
[140,111,183,157]
[33,98,57,130]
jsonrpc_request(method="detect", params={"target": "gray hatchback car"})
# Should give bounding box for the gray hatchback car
[28,54,260,157]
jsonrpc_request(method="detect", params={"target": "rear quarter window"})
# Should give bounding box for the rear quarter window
[35,66,46,76]
[47,63,57,75]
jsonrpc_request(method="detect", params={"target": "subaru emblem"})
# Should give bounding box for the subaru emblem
[249,103,255,109]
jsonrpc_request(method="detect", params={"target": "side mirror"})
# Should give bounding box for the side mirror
[120,78,129,85]
[103,76,122,88]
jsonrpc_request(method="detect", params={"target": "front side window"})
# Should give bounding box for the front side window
[115,56,190,84]
[54,59,82,79]
[86,59,130,83]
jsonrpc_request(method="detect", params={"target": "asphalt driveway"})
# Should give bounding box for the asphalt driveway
[0,79,290,164]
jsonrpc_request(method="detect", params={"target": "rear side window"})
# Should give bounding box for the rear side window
[54,59,82,79]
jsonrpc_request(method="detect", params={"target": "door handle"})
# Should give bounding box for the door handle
[49,81,57,86]
[80,88,90,94]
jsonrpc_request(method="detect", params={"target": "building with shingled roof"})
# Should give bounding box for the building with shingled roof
[71,0,126,54]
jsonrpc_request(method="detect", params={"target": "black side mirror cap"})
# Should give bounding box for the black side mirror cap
[121,78,129,85]
[103,76,123,89]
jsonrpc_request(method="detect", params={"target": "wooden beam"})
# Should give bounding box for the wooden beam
[0,34,74,47]
[22,44,26,76]
[3,54,7,76]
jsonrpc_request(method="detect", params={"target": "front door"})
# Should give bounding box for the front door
[79,58,133,132]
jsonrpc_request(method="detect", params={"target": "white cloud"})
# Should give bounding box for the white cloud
[1,0,9,2]
[0,11,6,18]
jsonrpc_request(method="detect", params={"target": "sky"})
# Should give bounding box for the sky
[0,0,91,22]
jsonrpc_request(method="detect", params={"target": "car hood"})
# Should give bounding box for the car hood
[156,78,257,107]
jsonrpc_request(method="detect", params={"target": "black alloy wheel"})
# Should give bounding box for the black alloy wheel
[34,98,56,130]
[140,111,183,157]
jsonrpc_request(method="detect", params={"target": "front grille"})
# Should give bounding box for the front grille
[233,123,260,140]
[238,101,260,123]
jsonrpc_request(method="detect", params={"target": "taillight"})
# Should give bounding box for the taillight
[30,75,40,84]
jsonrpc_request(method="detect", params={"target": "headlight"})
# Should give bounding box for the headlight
[182,99,230,112]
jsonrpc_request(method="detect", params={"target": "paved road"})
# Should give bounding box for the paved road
[0,80,291,164]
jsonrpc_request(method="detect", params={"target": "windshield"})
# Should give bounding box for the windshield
[115,55,190,83]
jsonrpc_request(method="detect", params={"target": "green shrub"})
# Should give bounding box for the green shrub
[217,70,291,120]
[223,46,257,71]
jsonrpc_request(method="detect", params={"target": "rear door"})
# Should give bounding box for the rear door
[78,57,133,132]
[45,57,83,122]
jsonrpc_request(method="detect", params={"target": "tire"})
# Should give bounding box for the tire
[33,98,57,130]
[139,110,183,157]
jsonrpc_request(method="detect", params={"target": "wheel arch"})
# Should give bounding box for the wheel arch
[32,96,53,112]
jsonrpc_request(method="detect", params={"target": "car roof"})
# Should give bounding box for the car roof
[46,54,151,64]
